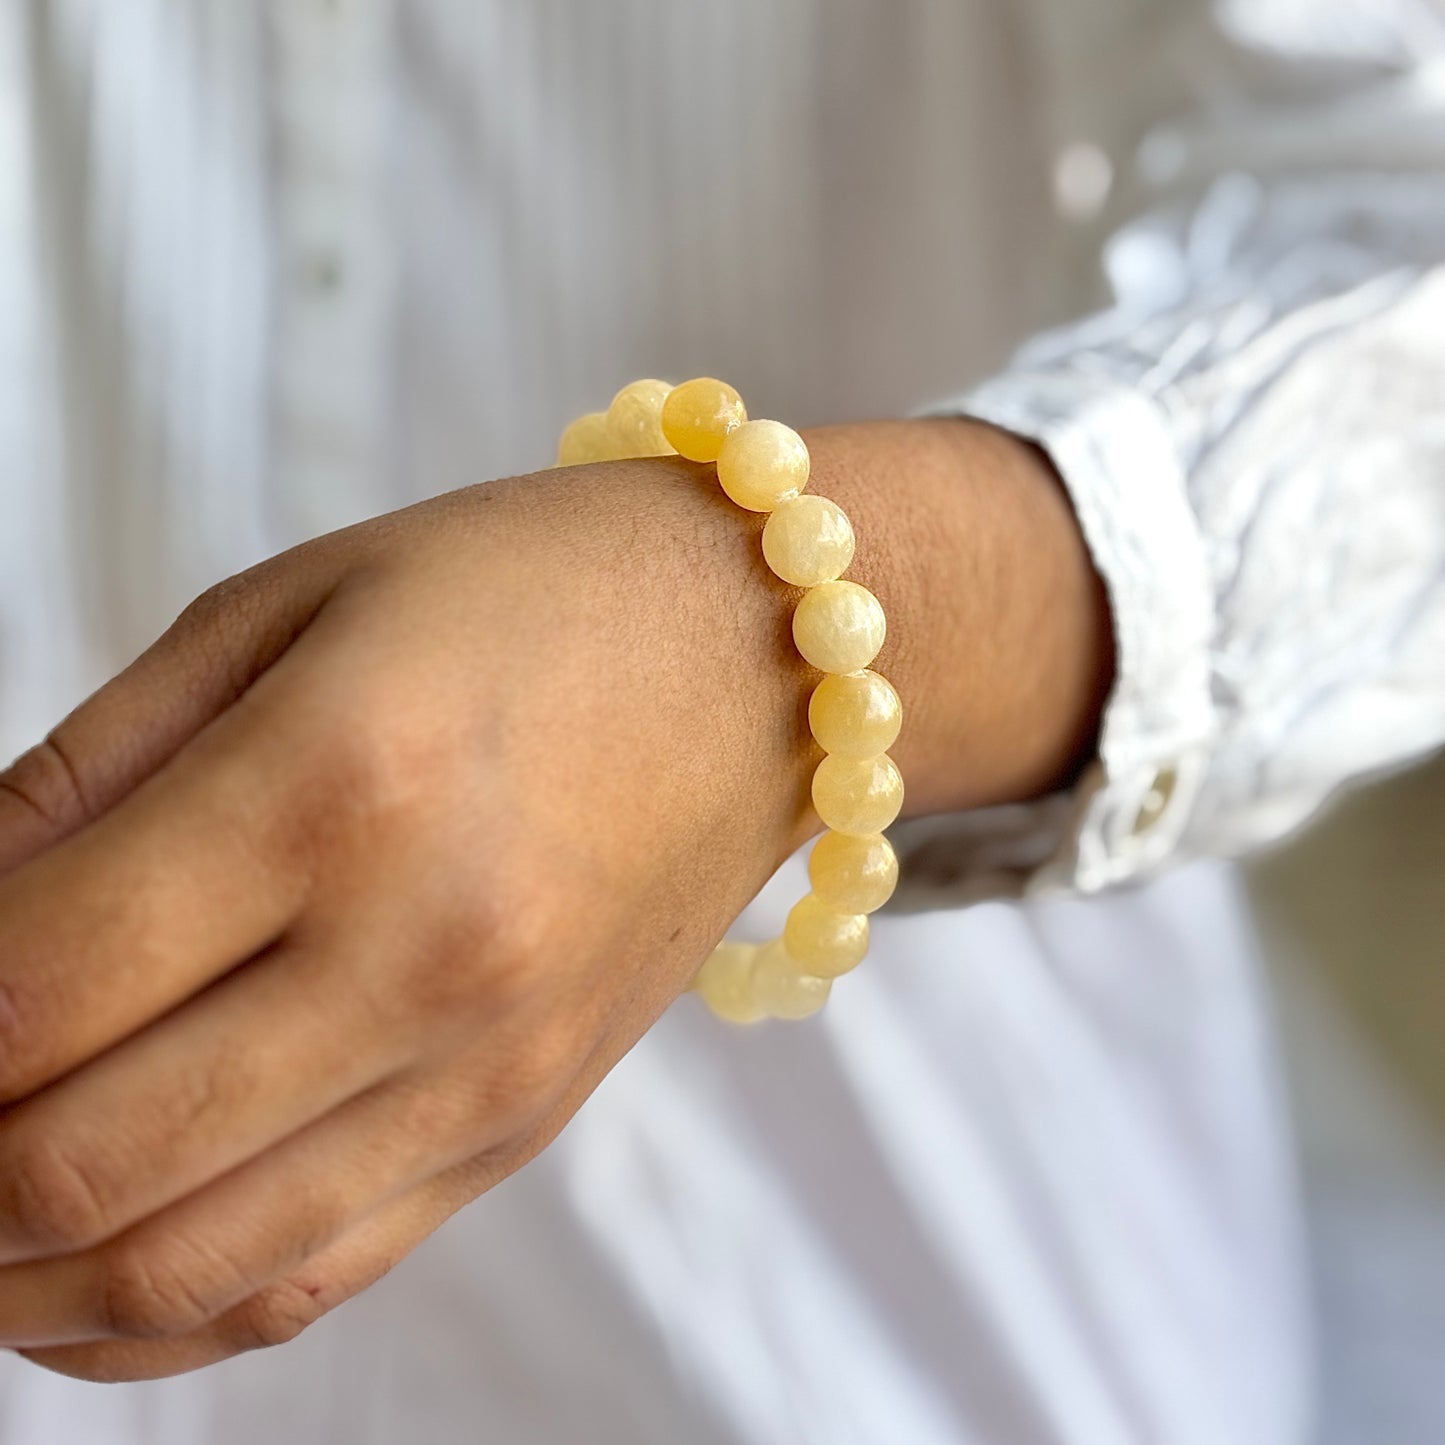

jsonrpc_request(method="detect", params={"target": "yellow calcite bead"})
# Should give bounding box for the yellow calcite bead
[715,419,810,512]
[660,377,747,462]
[782,894,869,978]
[807,669,902,759]
[761,495,856,587]
[792,580,886,673]
[606,379,676,457]
[808,830,899,914]
[556,411,618,466]
[811,754,905,834]
[693,941,765,1024]
[749,938,832,1020]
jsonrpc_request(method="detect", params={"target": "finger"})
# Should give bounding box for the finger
[0,555,341,878]
[0,1046,556,1348]
[0,691,317,1103]
[16,1152,500,1383]
[13,1025,635,1381]
[0,925,423,1264]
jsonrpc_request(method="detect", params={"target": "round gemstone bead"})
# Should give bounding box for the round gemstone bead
[660,377,747,462]
[807,669,902,759]
[693,941,765,1024]
[811,753,905,834]
[808,830,899,914]
[750,938,832,1020]
[715,419,810,512]
[782,894,870,978]
[606,379,676,457]
[556,411,618,466]
[792,580,886,673]
[761,495,856,587]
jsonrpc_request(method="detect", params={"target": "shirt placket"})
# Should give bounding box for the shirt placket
[267,0,396,547]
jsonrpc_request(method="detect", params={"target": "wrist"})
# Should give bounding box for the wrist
[533,392,1109,1025]
[508,412,1111,866]
[799,418,1113,820]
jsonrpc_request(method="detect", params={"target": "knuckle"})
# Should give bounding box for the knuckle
[171,569,288,703]
[389,862,553,1024]
[5,1136,112,1254]
[229,1278,326,1353]
[406,898,522,1020]
[324,703,434,824]
[0,733,92,833]
[0,976,51,1099]
[173,572,263,641]
[464,1014,590,1141]
[501,1021,583,1119]
[173,576,233,631]
[140,1048,250,1159]
[282,697,445,877]
[102,1240,232,1340]
[394,946,484,1026]
[471,887,555,1009]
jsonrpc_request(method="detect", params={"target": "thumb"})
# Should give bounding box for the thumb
[0,548,345,875]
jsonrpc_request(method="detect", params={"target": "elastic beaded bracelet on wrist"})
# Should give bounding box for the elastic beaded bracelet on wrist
[555,378,902,1023]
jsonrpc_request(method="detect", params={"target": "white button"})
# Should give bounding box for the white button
[1053,142,1114,222]
[298,247,345,294]
[1131,765,1178,836]
[1138,129,1188,186]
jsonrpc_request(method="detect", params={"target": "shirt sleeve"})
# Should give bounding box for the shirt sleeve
[890,8,1445,906]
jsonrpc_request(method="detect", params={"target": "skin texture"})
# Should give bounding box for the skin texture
[0,418,1111,1381]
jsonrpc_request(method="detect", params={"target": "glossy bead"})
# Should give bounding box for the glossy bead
[808,830,898,914]
[782,894,869,977]
[761,495,856,587]
[808,669,902,759]
[693,941,765,1024]
[715,420,809,512]
[556,412,618,466]
[606,379,676,457]
[792,580,886,673]
[750,937,832,1020]
[660,377,747,462]
[811,754,905,834]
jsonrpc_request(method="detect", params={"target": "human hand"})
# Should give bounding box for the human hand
[0,421,1108,1381]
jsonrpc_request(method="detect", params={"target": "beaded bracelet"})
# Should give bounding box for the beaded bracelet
[556,378,902,1022]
